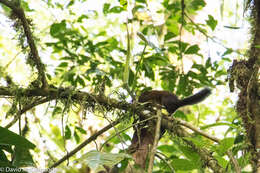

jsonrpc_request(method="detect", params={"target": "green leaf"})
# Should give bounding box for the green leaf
[215,70,226,77]
[74,131,80,143]
[146,55,169,66]
[255,45,260,49]
[173,110,187,120]
[76,75,85,87]
[109,6,124,13]
[206,15,218,31]
[178,41,189,53]
[0,126,35,149]
[137,32,163,53]
[0,149,8,162]
[109,135,121,144]
[66,0,75,8]
[76,150,131,172]
[143,61,154,80]
[121,133,131,141]
[13,147,35,167]
[200,122,238,130]
[21,1,34,12]
[191,63,207,74]
[164,31,177,41]
[77,15,89,22]
[185,44,200,54]
[75,126,87,134]
[103,3,111,15]
[136,0,146,3]
[119,0,127,9]
[184,137,209,148]
[49,124,64,149]
[50,20,66,38]
[52,106,62,116]
[132,5,145,14]
[191,0,206,11]
[58,62,68,67]
[178,145,200,163]
[65,125,72,139]
[166,19,179,35]
[205,57,211,68]
[128,69,135,86]
[171,158,197,171]
[214,155,228,168]
[216,137,235,156]
[157,145,177,154]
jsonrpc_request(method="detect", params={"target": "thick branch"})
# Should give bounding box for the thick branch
[0,0,48,89]
[0,86,132,111]
[147,109,162,173]
[0,86,240,172]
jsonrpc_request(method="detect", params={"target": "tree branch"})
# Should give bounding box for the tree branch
[147,109,162,173]
[159,115,224,172]
[163,116,240,172]
[166,116,220,142]
[44,119,121,173]
[5,96,55,128]
[0,0,48,89]
[0,86,240,172]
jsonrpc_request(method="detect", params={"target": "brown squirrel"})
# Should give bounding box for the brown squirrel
[138,88,211,114]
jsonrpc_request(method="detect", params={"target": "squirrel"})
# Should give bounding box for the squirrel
[128,88,211,168]
[138,88,211,114]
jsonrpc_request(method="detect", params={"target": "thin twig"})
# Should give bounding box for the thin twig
[185,12,244,56]
[5,97,54,128]
[227,151,241,173]
[155,153,175,173]
[43,119,121,173]
[179,0,185,73]
[100,116,156,151]
[175,117,220,143]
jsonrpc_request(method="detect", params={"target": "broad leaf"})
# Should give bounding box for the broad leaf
[206,15,218,31]
[76,150,131,172]
[0,126,35,149]
[65,125,72,139]
[216,137,235,156]
[50,20,67,38]
[185,44,200,54]
[171,158,197,171]
[12,147,35,167]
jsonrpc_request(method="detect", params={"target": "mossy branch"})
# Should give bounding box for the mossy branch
[0,86,239,172]
[0,0,48,89]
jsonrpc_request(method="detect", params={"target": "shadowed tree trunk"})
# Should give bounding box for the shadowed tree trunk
[228,1,260,172]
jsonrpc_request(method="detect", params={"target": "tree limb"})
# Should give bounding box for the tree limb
[0,86,240,172]
[5,96,55,128]
[0,0,48,89]
[44,119,121,173]
[147,109,162,173]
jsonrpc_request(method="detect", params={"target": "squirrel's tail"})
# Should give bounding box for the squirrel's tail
[178,88,211,107]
